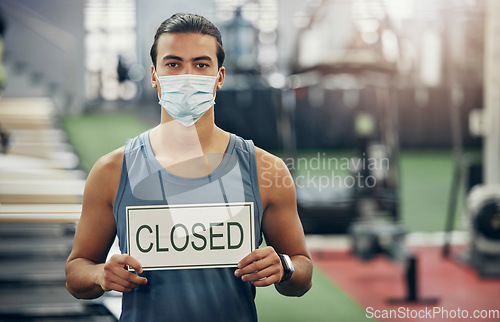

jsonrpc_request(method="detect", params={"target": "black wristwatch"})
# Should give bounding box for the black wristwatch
[277,253,294,283]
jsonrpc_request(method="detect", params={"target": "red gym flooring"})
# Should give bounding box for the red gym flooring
[311,246,500,322]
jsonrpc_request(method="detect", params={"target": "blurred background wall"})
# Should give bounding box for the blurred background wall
[1,0,84,113]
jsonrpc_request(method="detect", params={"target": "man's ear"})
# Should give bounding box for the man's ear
[216,66,225,90]
[151,65,157,88]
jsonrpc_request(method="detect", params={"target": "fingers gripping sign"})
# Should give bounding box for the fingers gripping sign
[98,254,148,293]
[234,246,284,287]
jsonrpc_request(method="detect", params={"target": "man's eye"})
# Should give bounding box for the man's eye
[196,63,208,68]
[166,63,178,67]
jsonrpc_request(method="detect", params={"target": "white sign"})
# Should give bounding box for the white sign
[126,202,255,271]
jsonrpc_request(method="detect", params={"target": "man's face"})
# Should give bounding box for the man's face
[152,32,225,95]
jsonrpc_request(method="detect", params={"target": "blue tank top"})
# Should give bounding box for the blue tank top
[113,130,264,322]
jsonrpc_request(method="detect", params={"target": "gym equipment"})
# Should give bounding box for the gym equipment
[280,0,440,304]
[281,0,400,235]
[0,221,118,321]
[0,95,118,320]
[462,185,500,277]
[443,0,500,278]
[0,285,116,321]
[281,55,401,234]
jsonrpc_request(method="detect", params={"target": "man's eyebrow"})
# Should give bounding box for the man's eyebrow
[162,55,212,63]
[162,55,183,61]
[193,56,213,62]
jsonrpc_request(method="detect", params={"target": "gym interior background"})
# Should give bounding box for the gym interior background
[1,0,499,321]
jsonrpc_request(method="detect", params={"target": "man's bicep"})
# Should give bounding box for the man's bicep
[261,165,309,258]
[69,160,118,264]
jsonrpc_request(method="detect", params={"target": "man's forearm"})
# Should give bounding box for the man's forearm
[274,255,312,297]
[65,258,105,300]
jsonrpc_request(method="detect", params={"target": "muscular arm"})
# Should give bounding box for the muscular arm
[235,149,312,297]
[65,148,147,299]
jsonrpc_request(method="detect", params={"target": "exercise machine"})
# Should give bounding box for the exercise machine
[278,0,401,235]
[442,0,500,278]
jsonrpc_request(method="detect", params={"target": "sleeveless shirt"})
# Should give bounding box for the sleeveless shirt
[112,130,264,321]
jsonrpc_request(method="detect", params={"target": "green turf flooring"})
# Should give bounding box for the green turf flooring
[255,268,369,322]
[280,149,468,232]
[63,112,151,172]
[399,150,466,232]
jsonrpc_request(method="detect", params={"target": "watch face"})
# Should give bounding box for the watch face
[283,254,293,270]
[279,253,294,282]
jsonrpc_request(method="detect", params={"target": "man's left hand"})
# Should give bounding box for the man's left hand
[234,246,284,287]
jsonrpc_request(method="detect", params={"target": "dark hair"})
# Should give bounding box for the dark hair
[150,13,225,69]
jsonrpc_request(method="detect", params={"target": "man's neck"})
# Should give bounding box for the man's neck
[156,108,222,149]
[148,109,229,176]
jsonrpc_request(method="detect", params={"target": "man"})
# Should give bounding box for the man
[65,13,312,321]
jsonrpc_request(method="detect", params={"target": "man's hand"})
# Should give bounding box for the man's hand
[234,246,283,287]
[97,254,148,293]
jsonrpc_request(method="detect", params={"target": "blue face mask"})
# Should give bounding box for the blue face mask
[155,73,217,127]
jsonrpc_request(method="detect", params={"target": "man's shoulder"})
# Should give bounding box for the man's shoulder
[84,146,125,205]
[254,146,289,175]
[253,146,295,208]
[91,146,125,175]
[254,146,279,162]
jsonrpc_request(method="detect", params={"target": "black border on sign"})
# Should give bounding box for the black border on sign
[126,202,255,270]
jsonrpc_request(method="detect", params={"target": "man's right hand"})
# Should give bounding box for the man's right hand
[98,254,148,293]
